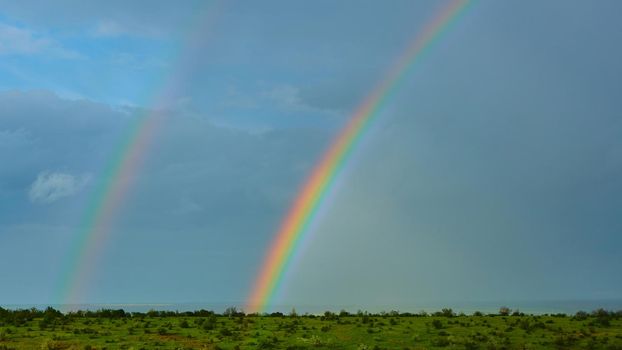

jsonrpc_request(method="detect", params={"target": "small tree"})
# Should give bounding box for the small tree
[499,306,510,316]
[574,311,588,321]
[441,308,455,317]
[224,306,239,317]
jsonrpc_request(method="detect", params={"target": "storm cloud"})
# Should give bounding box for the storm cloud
[0,0,621,309]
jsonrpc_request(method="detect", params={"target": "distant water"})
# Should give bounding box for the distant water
[3,299,621,315]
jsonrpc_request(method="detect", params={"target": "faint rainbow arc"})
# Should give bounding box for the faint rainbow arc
[247,0,471,313]
[56,1,223,305]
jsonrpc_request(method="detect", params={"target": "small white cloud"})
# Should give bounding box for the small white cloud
[0,23,51,55]
[92,19,160,38]
[0,23,83,59]
[174,196,203,215]
[93,20,125,37]
[263,84,343,117]
[28,171,90,204]
[264,85,305,110]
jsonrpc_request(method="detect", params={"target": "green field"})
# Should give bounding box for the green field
[1,307,621,349]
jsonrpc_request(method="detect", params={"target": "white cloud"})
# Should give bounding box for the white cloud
[263,84,336,115]
[93,20,125,37]
[28,171,90,204]
[0,23,49,55]
[92,19,160,38]
[174,196,203,215]
[223,83,344,118]
[0,23,82,58]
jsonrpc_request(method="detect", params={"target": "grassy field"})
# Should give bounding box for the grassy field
[1,308,621,349]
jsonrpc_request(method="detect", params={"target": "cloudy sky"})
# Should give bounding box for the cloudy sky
[1,0,621,310]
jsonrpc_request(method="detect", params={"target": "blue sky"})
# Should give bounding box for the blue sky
[1,0,621,311]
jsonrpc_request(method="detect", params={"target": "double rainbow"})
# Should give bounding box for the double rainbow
[247,0,471,313]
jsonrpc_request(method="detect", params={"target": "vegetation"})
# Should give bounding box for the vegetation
[0,306,621,349]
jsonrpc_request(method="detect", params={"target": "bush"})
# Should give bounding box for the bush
[432,337,450,347]
[464,340,480,350]
[40,340,69,350]
[432,320,444,329]
[202,315,218,331]
[592,309,612,327]
[219,327,233,337]
[361,315,371,324]
[433,309,455,317]
[257,337,277,349]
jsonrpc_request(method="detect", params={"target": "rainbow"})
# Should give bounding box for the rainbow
[56,113,164,304]
[56,2,222,305]
[247,0,471,313]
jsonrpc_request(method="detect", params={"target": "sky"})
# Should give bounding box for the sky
[1,0,621,311]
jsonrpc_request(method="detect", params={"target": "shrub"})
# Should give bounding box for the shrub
[202,315,218,331]
[432,320,444,329]
[219,327,233,337]
[40,340,69,350]
[432,337,450,347]
[592,309,612,327]
[464,340,480,350]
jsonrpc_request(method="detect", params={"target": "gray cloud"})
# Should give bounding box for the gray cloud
[0,90,331,303]
[28,171,90,204]
[2,0,622,307]
[0,0,208,38]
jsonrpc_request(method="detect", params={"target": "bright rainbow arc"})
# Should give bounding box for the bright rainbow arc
[247,0,471,314]
[56,2,222,305]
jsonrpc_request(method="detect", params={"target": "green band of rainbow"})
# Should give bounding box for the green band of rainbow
[247,0,471,314]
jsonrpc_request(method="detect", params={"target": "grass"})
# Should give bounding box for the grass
[1,308,621,349]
